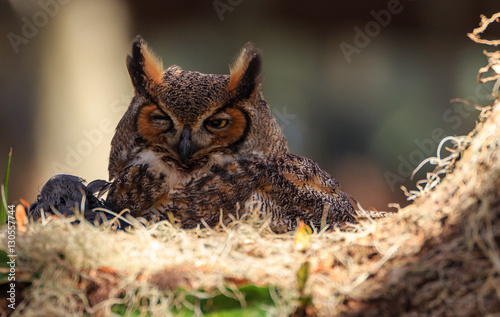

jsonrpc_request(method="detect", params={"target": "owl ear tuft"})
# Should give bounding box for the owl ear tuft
[227,43,262,99]
[126,35,164,95]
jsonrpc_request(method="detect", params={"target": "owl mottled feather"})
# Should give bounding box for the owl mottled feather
[104,36,356,232]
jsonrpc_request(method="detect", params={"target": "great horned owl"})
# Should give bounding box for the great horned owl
[106,36,355,232]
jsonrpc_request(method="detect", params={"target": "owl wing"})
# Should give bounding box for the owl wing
[106,164,168,219]
[255,153,356,232]
[160,158,262,228]
[107,158,262,228]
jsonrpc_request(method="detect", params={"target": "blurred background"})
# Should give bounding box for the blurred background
[1,0,499,210]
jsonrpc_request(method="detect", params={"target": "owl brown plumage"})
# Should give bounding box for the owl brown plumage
[106,36,356,232]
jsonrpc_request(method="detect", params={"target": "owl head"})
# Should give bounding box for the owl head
[109,36,287,179]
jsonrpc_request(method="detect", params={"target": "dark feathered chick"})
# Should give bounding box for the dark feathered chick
[29,174,110,222]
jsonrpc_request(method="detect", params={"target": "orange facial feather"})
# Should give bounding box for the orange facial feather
[137,104,164,142]
[211,107,247,146]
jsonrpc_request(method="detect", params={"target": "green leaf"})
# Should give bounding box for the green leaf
[293,262,313,316]
[0,272,8,284]
[173,285,275,316]
[0,249,10,268]
[112,285,275,316]
[0,149,12,225]
[111,304,147,316]
[297,261,310,294]
[203,285,274,316]
[0,249,12,284]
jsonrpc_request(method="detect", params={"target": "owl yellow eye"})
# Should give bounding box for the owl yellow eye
[207,119,229,129]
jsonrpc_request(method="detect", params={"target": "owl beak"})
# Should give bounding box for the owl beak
[179,126,192,165]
